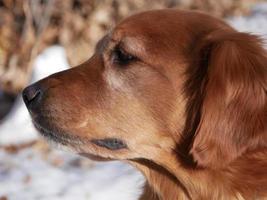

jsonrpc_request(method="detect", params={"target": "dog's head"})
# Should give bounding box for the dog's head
[23,10,267,169]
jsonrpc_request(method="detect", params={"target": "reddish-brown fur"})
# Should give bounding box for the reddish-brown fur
[23,9,267,199]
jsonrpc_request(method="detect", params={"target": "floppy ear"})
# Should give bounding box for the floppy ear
[189,32,267,169]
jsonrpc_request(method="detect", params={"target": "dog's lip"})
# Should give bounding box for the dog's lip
[79,153,112,161]
[32,120,86,146]
[33,121,114,162]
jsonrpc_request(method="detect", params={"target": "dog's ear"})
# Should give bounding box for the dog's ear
[188,32,267,169]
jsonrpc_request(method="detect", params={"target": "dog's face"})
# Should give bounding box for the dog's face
[23,10,267,170]
[23,10,192,161]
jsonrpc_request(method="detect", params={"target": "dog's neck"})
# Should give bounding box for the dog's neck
[129,158,190,200]
[130,157,223,200]
[130,149,267,200]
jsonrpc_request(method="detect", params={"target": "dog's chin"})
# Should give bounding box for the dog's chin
[32,120,110,161]
[32,120,76,146]
[32,120,79,152]
[78,153,112,161]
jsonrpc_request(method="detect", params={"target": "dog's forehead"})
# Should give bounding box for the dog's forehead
[112,10,183,41]
[108,9,208,58]
[111,9,231,44]
[105,10,189,60]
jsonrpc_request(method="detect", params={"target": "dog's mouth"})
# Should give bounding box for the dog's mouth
[32,120,87,147]
[33,121,113,161]
[32,118,128,157]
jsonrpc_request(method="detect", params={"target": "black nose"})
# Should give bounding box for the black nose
[22,84,43,108]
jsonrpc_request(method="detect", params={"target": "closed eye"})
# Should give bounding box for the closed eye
[111,46,137,66]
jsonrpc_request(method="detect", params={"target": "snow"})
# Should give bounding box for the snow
[228,2,267,47]
[0,149,143,200]
[1,3,267,200]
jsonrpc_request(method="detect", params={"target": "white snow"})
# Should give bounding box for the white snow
[0,3,267,200]
[228,2,267,47]
[0,149,143,200]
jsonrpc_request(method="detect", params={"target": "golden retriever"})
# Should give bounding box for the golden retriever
[23,9,267,200]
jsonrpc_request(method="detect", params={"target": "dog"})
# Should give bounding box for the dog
[23,9,267,200]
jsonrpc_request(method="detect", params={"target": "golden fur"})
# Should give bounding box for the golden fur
[23,9,267,199]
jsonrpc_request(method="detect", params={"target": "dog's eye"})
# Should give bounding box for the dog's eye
[112,47,136,66]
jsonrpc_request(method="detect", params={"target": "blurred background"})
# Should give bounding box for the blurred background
[0,0,266,199]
